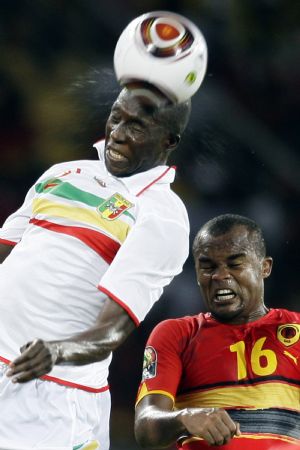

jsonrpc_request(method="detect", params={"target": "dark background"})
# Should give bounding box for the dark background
[0,1,299,448]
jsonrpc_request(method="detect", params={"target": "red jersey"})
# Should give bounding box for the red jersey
[136,308,300,449]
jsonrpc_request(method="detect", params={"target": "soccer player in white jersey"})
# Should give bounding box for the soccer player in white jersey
[0,82,191,450]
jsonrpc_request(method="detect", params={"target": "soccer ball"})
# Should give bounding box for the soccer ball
[114,11,208,104]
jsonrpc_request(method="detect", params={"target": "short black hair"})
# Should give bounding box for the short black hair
[123,80,192,137]
[192,213,267,258]
[154,99,192,136]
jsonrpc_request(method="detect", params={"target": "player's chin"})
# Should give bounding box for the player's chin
[105,159,131,177]
[211,300,243,321]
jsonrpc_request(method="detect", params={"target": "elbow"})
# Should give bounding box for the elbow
[134,420,152,448]
[134,428,159,449]
[134,417,167,449]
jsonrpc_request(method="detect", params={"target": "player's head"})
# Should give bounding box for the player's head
[192,214,273,324]
[104,81,191,177]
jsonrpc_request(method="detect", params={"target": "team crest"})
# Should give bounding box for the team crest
[98,193,133,220]
[142,346,157,380]
[277,324,300,347]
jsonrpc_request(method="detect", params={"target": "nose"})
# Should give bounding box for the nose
[211,266,231,281]
[110,123,126,142]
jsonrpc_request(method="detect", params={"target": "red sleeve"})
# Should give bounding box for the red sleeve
[136,317,193,405]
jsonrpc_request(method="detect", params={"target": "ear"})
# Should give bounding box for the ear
[166,133,180,150]
[262,256,273,279]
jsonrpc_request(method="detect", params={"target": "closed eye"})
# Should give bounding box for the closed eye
[109,113,121,124]
[199,264,215,271]
[229,262,242,267]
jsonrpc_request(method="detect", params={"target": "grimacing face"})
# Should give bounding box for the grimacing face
[104,87,174,177]
[194,225,273,324]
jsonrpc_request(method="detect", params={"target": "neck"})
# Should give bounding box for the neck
[213,304,270,325]
[244,304,270,323]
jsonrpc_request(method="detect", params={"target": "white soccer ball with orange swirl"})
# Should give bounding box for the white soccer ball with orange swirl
[114,11,208,104]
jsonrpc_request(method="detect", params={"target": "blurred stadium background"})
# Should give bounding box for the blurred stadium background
[0,1,299,448]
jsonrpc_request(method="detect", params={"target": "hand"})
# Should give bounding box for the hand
[6,339,60,383]
[181,407,240,446]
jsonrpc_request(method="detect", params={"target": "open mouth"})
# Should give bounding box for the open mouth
[214,289,236,303]
[107,148,129,163]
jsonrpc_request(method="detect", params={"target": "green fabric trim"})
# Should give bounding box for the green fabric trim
[73,444,84,450]
[35,178,135,220]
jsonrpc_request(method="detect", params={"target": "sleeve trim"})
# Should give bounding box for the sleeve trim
[135,388,175,407]
[0,238,17,246]
[98,285,140,327]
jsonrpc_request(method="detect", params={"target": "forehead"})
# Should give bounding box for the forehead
[196,227,255,258]
[113,88,166,118]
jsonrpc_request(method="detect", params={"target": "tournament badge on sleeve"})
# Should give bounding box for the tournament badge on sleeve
[142,346,157,380]
[98,193,134,220]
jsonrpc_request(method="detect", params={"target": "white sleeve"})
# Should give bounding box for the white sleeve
[0,184,37,244]
[0,163,64,244]
[98,212,189,325]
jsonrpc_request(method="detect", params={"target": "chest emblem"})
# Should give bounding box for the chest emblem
[277,324,300,347]
[98,193,134,220]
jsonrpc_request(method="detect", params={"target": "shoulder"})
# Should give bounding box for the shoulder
[37,160,100,180]
[138,188,189,230]
[150,315,202,342]
[47,159,99,172]
[271,308,300,322]
[145,315,205,356]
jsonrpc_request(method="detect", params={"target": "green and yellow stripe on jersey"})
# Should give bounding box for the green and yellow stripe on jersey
[32,177,135,264]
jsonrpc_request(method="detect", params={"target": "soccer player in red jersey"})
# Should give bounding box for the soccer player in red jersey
[135,214,300,449]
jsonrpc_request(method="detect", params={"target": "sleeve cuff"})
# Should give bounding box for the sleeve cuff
[98,285,140,327]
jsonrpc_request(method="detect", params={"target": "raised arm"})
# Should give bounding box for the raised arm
[135,393,240,448]
[6,296,136,383]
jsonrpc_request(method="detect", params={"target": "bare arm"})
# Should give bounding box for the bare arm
[135,394,240,448]
[7,296,136,383]
[0,243,13,263]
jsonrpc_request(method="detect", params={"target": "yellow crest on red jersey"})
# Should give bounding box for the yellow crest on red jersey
[277,324,300,346]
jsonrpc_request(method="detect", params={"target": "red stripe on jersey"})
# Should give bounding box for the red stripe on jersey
[41,374,109,393]
[0,355,109,393]
[29,218,120,264]
[0,238,17,246]
[98,285,140,326]
[136,166,176,196]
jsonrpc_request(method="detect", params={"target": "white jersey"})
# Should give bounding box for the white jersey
[0,140,189,391]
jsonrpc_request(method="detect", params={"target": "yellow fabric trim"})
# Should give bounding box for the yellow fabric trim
[81,441,100,450]
[135,382,175,406]
[32,198,131,243]
[175,382,300,410]
[238,434,300,443]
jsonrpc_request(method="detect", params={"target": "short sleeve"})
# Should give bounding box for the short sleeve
[0,163,66,244]
[0,184,37,244]
[136,319,185,405]
[98,212,189,325]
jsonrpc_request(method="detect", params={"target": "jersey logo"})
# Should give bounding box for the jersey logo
[98,193,134,220]
[142,346,157,380]
[283,350,298,365]
[277,324,300,347]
